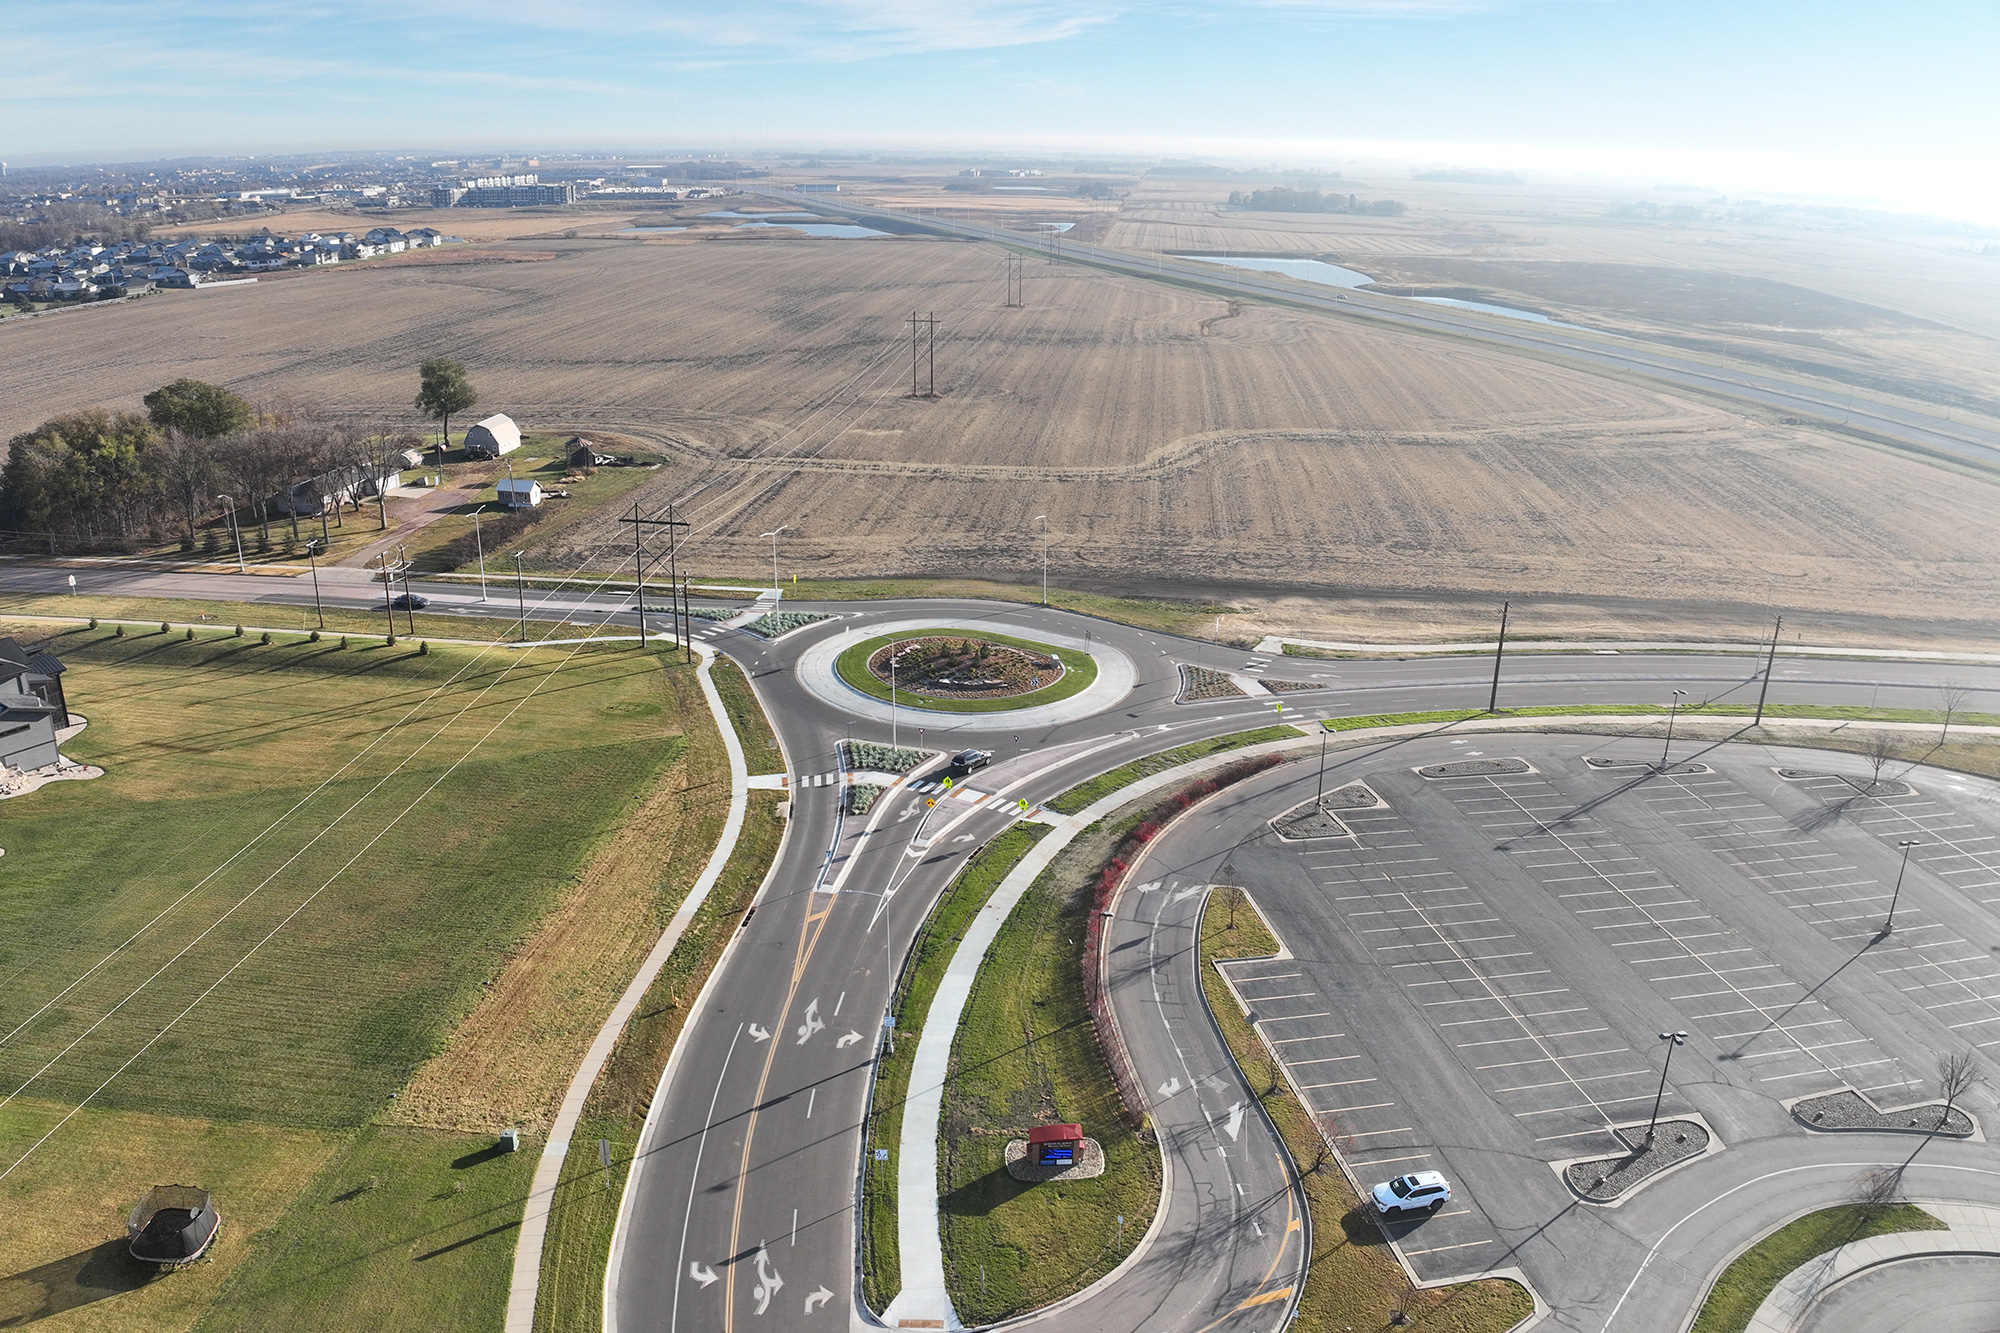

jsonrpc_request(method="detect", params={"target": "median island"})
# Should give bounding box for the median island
[835,628,1097,713]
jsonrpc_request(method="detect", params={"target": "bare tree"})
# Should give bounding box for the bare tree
[148,427,223,548]
[1851,1165,1904,1220]
[1939,678,1972,745]
[1937,1049,1978,1134]
[1863,731,1897,798]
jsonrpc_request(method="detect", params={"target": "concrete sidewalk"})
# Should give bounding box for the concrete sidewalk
[1744,1201,2000,1332]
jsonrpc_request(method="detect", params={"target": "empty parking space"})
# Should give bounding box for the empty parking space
[1207,738,2000,1285]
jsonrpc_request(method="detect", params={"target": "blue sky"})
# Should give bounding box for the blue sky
[10,1,1998,220]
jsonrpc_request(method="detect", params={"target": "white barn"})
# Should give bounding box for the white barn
[464,413,522,458]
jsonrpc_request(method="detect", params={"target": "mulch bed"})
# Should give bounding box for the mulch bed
[1270,784,1381,840]
[1178,665,1246,702]
[1775,770,1918,798]
[1793,1090,1974,1137]
[1261,679,1325,694]
[870,636,1061,699]
[1563,1119,1710,1201]
[1585,758,1711,774]
[1417,758,1532,778]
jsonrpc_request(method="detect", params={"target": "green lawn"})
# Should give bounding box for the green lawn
[835,629,1099,714]
[195,1125,540,1333]
[938,812,1160,1324]
[1195,891,1534,1333]
[0,627,711,1331]
[1689,1203,1944,1333]
[710,654,785,775]
[1046,725,1300,814]
[0,592,629,644]
[862,824,1051,1313]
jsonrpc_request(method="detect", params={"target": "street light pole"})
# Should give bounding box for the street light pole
[1035,514,1048,605]
[512,551,527,643]
[890,649,898,749]
[378,553,396,639]
[473,508,488,602]
[1316,728,1328,806]
[759,526,788,596]
[1646,1031,1688,1142]
[305,539,325,629]
[1660,689,1689,768]
[1884,839,1922,933]
[216,494,245,573]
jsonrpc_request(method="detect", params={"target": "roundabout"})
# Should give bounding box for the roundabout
[796,616,1136,730]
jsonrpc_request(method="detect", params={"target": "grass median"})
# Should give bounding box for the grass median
[1688,1202,1943,1333]
[1047,724,1300,814]
[711,653,786,776]
[862,823,1051,1313]
[1197,888,1534,1333]
[938,809,1161,1325]
[834,628,1098,714]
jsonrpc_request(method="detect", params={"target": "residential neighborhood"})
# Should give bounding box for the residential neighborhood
[1,226,462,303]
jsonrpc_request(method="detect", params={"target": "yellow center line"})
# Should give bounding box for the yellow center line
[1188,1152,1302,1332]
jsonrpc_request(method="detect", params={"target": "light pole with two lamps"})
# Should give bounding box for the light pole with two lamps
[1645,1030,1689,1142]
[1659,689,1689,767]
[1883,839,1923,934]
[759,526,789,596]
[215,495,245,573]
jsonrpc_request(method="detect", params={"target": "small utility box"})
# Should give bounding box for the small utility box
[1005,1122,1105,1182]
[499,1128,521,1153]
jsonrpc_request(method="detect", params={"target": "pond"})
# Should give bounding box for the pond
[732,221,890,238]
[1036,222,1075,232]
[1183,254,1375,288]
[1411,295,1582,327]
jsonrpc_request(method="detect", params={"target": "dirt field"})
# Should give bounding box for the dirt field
[4,219,1998,641]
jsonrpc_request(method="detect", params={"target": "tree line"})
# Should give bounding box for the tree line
[1,359,480,555]
[1226,188,1407,216]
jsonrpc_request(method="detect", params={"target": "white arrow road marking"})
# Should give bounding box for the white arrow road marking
[1171,885,1205,904]
[752,1246,784,1315]
[836,1030,864,1048]
[1135,880,1163,893]
[1157,1076,1183,1099]
[748,1024,772,1043]
[689,1262,719,1287]
[1223,1101,1246,1142]
[804,1286,833,1314]
[795,998,825,1045]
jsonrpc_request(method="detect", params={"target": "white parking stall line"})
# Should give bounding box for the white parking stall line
[1403,1240,1494,1257]
[1269,1033,1347,1044]
[1287,1054,1365,1066]
[1477,1048,1631,1070]
[1493,1070,1652,1094]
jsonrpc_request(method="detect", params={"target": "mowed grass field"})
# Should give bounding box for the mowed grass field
[5,230,1996,638]
[0,621,713,1331]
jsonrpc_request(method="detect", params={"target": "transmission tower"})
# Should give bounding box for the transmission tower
[1004,254,1024,307]
[906,310,937,398]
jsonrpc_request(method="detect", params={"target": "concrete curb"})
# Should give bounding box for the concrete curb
[1742,1200,2000,1333]
[503,640,753,1333]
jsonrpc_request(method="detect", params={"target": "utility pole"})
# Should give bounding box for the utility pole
[473,508,488,602]
[1754,614,1782,725]
[216,494,245,573]
[378,552,397,639]
[1487,600,1509,713]
[617,503,690,646]
[1004,254,1023,307]
[906,311,936,398]
[1035,515,1049,605]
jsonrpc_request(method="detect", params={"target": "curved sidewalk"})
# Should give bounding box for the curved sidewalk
[1744,1201,2000,1332]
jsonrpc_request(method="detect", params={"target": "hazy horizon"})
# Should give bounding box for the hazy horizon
[10,0,1998,225]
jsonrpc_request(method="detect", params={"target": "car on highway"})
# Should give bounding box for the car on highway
[389,593,430,610]
[1371,1171,1451,1217]
[952,748,993,773]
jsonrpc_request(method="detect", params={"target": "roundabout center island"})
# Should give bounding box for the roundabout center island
[834,628,1099,714]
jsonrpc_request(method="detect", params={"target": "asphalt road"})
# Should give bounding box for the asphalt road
[778,192,2000,472]
[9,560,2000,1331]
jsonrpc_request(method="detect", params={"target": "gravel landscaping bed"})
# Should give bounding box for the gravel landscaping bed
[1417,757,1532,778]
[1792,1089,1974,1136]
[1320,781,1384,811]
[870,635,1061,699]
[1177,664,1246,702]
[841,740,929,774]
[1272,804,1353,841]
[1563,1119,1710,1201]
[1773,769,1917,798]
[1585,757,1710,774]
[1261,679,1325,694]
[742,611,834,638]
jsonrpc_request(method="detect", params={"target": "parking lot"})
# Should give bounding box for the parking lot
[1196,735,2000,1284]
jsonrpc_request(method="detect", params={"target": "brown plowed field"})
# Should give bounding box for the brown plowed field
[3,233,1997,631]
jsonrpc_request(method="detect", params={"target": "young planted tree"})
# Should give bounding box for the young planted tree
[1937,1049,1978,1135]
[414,357,478,462]
[142,378,254,440]
[1938,679,1972,745]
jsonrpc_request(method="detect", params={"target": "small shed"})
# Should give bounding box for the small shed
[568,439,601,470]
[127,1185,221,1267]
[495,478,544,509]
[464,413,522,459]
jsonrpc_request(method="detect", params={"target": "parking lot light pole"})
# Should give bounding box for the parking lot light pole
[1660,689,1689,768]
[1646,1031,1688,1142]
[1884,839,1922,933]
[215,494,245,573]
